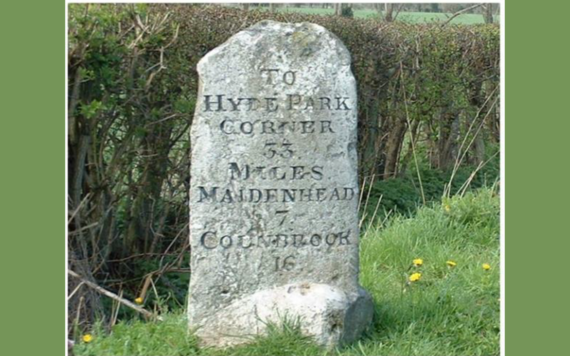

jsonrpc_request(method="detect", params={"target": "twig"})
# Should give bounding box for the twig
[68,222,99,236]
[370,195,383,226]
[445,92,499,197]
[457,150,500,196]
[139,273,154,301]
[111,289,123,327]
[359,174,376,228]
[393,4,404,22]
[68,193,91,224]
[441,4,483,27]
[75,296,84,328]
[68,270,163,321]
[357,176,368,211]
[364,195,384,237]
[67,281,85,301]
[399,62,426,205]
[381,209,394,227]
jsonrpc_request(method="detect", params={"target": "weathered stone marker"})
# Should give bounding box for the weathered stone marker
[189,20,373,348]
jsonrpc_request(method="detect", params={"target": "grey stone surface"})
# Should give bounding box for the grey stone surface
[189,20,373,348]
[194,283,373,348]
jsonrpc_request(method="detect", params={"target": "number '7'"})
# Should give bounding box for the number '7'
[275,210,289,226]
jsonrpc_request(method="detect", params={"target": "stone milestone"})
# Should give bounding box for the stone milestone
[189,20,373,348]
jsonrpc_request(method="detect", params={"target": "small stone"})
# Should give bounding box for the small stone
[194,283,373,348]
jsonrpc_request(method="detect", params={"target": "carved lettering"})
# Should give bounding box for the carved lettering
[198,187,218,203]
[204,94,351,112]
[283,71,296,85]
[204,95,226,112]
[260,68,279,84]
[198,230,352,251]
[196,186,356,203]
[335,96,351,110]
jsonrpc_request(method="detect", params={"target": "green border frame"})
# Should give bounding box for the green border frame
[2,1,562,355]
[1,1,64,355]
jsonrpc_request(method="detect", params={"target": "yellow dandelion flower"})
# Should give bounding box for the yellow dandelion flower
[413,258,423,267]
[446,260,457,267]
[409,272,422,282]
[444,204,451,213]
[482,263,491,271]
[135,297,143,305]
[82,334,93,343]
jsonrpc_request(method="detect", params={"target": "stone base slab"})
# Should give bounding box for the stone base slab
[190,283,374,348]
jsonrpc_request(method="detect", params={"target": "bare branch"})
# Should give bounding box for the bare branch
[68,270,163,321]
[441,4,483,27]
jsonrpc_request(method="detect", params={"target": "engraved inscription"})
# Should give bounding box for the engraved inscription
[197,186,356,204]
[199,230,352,250]
[204,94,351,112]
[194,67,356,273]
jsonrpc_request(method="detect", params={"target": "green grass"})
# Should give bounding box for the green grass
[258,6,493,24]
[74,188,500,356]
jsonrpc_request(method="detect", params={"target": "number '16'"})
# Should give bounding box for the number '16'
[275,255,295,271]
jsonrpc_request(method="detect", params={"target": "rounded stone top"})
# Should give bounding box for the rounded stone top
[197,20,351,74]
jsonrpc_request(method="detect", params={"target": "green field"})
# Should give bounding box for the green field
[259,6,493,25]
[74,188,500,356]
